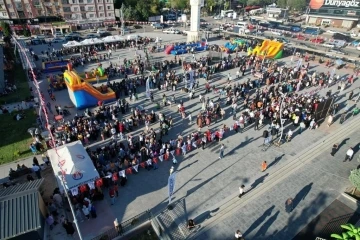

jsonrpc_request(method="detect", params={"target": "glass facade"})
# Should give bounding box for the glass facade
[309,8,360,17]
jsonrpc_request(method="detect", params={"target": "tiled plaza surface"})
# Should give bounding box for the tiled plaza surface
[1,32,360,239]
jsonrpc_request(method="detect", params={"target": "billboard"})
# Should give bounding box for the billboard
[309,0,360,9]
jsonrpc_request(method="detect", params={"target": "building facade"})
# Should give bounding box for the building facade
[306,0,360,28]
[0,0,115,21]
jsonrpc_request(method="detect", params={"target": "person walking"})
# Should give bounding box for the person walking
[170,166,174,175]
[219,144,225,159]
[82,205,90,220]
[238,185,245,198]
[327,114,333,127]
[344,147,354,162]
[254,117,260,131]
[235,230,243,239]
[32,164,41,179]
[285,198,294,213]
[261,161,267,172]
[349,90,354,100]
[331,144,338,156]
[46,102,53,114]
[62,219,75,236]
[109,187,116,205]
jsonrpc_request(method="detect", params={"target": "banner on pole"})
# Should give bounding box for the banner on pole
[168,172,176,205]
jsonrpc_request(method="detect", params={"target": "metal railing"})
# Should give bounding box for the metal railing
[91,210,152,240]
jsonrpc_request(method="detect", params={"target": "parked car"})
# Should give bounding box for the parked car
[33,34,47,39]
[106,27,116,31]
[325,30,338,34]
[163,28,181,34]
[213,15,223,20]
[53,33,64,38]
[275,37,290,44]
[333,33,351,42]
[99,32,112,37]
[297,34,308,41]
[51,38,65,43]
[85,34,99,39]
[153,23,164,29]
[322,42,336,48]
[66,32,81,37]
[97,29,107,34]
[329,47,348,55]
[270,30,282,36]
[310,38,324,44]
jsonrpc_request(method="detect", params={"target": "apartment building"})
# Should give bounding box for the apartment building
[0,0,115,20]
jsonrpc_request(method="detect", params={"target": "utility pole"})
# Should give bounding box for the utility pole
[120,4,125,36]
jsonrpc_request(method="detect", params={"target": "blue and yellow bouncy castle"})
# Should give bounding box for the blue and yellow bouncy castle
[64,64,116,109]
[77,65,108,83]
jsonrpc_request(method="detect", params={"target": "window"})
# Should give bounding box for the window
[89,13,94,18]
[10,12,15,16]
[318,9,328,13]
[87,0,92,3]
[7,3,12,8]
[2,12,7,16]
[98,0,102,3]
[98,6,103,10]
[107,5,111,10]
[108,12,112,16]
[78,0,83,3]
[87,6,93,11]
[333,10,344,15]
[63,7,70,12]
[80,6,85,11]
[74,7,78,11]
[99,13,103,17]
[106,0,109,2]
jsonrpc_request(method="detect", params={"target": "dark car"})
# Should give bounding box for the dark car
[333,33,351,42]
[106,27,116,31]
[329,47,349,55]
[100,32,112,37]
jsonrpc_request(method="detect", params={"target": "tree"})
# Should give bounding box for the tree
[205,0,216,13]
[246,0,273,6]
[114,0,124,9]
[331,223,360,240]
[123,5,136,21]
[169,0,188,10]
[276,0,306,11]
[0,21,12,37]
[349,169,360,194]
[223,1,229,10]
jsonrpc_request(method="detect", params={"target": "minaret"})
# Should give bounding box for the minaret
[187,0,204,42]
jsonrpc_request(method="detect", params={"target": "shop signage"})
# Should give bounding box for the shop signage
[310,0,360,9]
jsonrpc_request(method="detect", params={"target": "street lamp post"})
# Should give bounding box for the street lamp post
[275,92,287,147]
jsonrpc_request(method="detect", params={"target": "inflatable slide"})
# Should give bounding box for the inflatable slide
[77,66,108,83]
[248,39,284,59]
[64,66,116,109]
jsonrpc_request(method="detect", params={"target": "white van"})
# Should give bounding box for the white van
[234,21,248,29]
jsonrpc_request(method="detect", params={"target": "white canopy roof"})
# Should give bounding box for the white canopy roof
[102,35,125,43]
[80,38,104,45]
[47,141,99,191]
[63,40,81,48]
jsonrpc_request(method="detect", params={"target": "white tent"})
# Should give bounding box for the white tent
[127,35,139,40]
[63,41,81,48]
[102,35,124,43]
[47,141,99,192]
[80,38,104,45]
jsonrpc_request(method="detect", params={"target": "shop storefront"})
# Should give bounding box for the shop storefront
[306,0,360,28]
